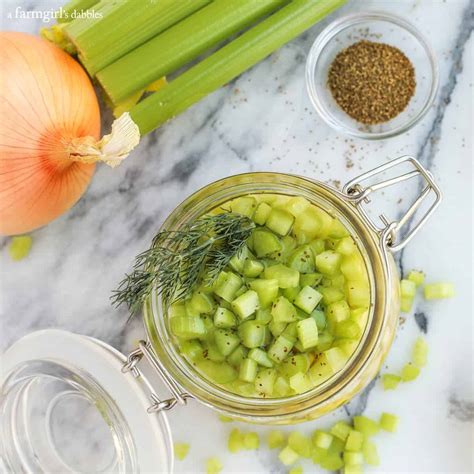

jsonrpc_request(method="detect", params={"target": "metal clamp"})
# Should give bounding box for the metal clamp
[342,155,442,252]
[122,340,193,413]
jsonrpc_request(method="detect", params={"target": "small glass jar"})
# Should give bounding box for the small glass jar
[0,156,441,472]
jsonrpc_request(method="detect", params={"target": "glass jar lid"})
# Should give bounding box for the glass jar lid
[0,330,173,474]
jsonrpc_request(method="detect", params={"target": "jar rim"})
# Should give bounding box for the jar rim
[144,172,397,421]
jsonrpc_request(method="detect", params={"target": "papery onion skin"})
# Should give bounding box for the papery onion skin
[0,32,100,235]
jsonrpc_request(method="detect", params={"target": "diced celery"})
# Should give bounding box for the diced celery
[308,238,325,256]
[8,235,33,261]
[268,430,286,449]
[343,451,364,465]
[288,432,312,458]
[249,279,279,308]
[300,273,323,287]
[214,272,242,302]
[320,287,345,305]
[401,363,420,382]
[292,207,324,242]
[227,345,248,367]
[294,286,323,314]
[412,337,428,367]
[334,320,360,339]
[278,446,299,466]
[243,259,264,278]
[326,300,350,324]
[189,291,215,314]
[266,208,295,236]
[334,338,359,357]
[231,290,259,319]
[170,316,206,339]
[264,264,300,288]
[328,436,345,455]
[231,196,257,217]
[289,466,303,474]
[315,250,342,275]
[296,318,319,349]
[228,428,244,453]
[308,353,333,384]
[328,218,349,238]
[279,354,311,377]
[269,320,287,338]
[169,302,187,318]
[345,430,363,451]
[214,329,240,356]
[272,296,298,322]
[350,308,369,331]
[286,196,310,217]
[228,245,250,274]
[273,375,291,396]
[324,347,347,372]
[255,368,277,395]
[248,348,273,368]
[243,432,259,450]
[206,457,223,474]
[336,236,357,256]
[400,295,414,313]
[424,282,455,300]
[345,280,370,308]
[239,320,266,348]
[239,358,258,382]
[283,286,301,303]
[289,372,313,394]
[382,373,401,390]
[330,421,351,441]
[380,412,399,433]
[202,342,225,362]
[180,340,203,361]
[320,454,343,471]
[287,245,316,273]
[362,439,380,466]
[340,254,366,281]
[407,270,425,287]
[343,464,362,474]
[253,202,272,225]
[312,431,333,449]
[254,308,271,324]
[353,416,380,437]
[214,307,236,328]
[197,360,237,384]
[310,309,326,331]
[312,446,329,464]
[401,279,417,298]
[174,442,190,460]
[268,334,294,363]
[253,229,282,257]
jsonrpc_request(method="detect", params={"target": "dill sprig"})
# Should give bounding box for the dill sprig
[112,212,255,316]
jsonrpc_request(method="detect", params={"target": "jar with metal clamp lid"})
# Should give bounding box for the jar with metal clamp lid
[0,156,441,472]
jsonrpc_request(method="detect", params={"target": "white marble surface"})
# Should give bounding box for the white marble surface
[1,0,473,473]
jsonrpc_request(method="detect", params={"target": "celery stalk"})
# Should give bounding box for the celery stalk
[98,0,288,103]
[65,0,211,75]
[130,0,346,135]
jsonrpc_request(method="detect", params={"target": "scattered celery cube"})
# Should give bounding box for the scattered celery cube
[174,442,190,460]
[401,363,420,382]
[345,430,364,451]
[8,235,32,261]
[268,430,285,449]
[343,451,364,465]
[353,416,379,437]
[407,270,425,287]
[380,412,399,433]
[362,439,380,466]
[228,428,244,453]
[424,282,455,300]
[243,432,259,450]
[312,430,333,449]
[278,446,299,466]
[206,457,223,474]
[288,432,312,458]
[330,421,351,441]
[382,373,401,390]
[289,466,303,474]
[412,337,428,367]
[294,286,323,313]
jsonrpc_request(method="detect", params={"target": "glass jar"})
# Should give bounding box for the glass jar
[0,156,441,472]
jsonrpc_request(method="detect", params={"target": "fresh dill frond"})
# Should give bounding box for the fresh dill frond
[112,212,255,317]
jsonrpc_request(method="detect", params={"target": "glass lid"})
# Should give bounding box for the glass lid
[0,330,173,474]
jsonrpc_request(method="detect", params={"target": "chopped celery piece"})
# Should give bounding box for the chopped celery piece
[320,287,345,305]
[283,286,301,303]
[188,291,215,314]
[312,446,329,464]
[268,430,286,449]
[180,340,203,360]
[408,270,425,287]
[253,202,272,225]
[401,363,420,381]
[300,272,323,287]
[266,208,295,236]
[228,428,244,453]
[253,229,282,257]
[278,446,299,466]
[243,259,264,278]
[243,432,259,450]
[343,451,364,465]
[315,250,342,275]
[279,354,310,377]
[288,432,312,458]
[214,307,236,328]
[169,302,187,318]
[334,320,360,339]
[269,320,287,338]
[345,430,363,451]
[336,236,357,255]
[330,421,351,441]
[170,317,206,339]
[401,295,414,313]
[206,457,223,474]
[288,245,316,273]
[231,290,259,319]
[326,300,351,325]
[239,358,258,382]
[231,196,257,217]
[264,264,300,288]
[343,464,363,474]
[345,280,370,308]
[214,329,240,356]
[350,308,369,331]
[328,218,349,238]
[204,341,225,362]
[274,375,291,396]
[320,454,344,471]
[289,466,303,474]
[316,332,334,352]
[250,279,279,308]
[308,354,333,384]
[412,337,428,367]
[334,338,359,357]
[218,414,234,422]
[228,245,250,273]
[308,238,325,256]
[380,412,399,432]
[324,347,347,372]
[248,348,273,368]
[8,235,33,261]
[294,286,322,314]
[382,373,401,390]
[197,360,237,384]
[424,282,455,300]
[214,272,242,302]
[289,372,313,394]
[255,308,272,324]
[312,430,333,449]
[353,416,380,437]
[284,196,310,217]
[227,345,248,367]
[296,318,319,349]
[311,309,326,331]
[174,442,190,460]
[255,368,277,395]
[268,334,294,362]
[272,296,297,323]
[340,254,366,281]
[328,436,345,455]
[362,439,380,466]
[239,320,266,348]
[401,279,417,297]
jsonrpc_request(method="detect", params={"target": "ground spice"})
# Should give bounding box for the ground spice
[328,40,416,124]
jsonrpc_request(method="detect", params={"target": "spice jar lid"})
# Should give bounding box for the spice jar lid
[0,330,173,473]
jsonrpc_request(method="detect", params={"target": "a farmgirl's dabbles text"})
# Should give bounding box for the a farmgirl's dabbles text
[168,194,370,398]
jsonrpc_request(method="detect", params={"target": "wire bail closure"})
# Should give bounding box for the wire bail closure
[122,340,193,413]
[342,155,442,252]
